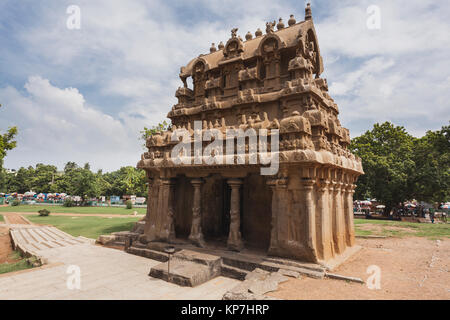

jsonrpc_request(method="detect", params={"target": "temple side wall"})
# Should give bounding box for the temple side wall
[267,166,357,264]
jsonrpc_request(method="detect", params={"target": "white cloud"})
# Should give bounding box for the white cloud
[0,76,138,171]
[316,0,450,137]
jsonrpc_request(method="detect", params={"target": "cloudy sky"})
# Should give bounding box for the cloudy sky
[0,0,449,172]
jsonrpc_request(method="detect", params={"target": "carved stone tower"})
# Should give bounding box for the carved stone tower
[137,4,363,267]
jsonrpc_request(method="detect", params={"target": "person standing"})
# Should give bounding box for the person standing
[429,207,435,223]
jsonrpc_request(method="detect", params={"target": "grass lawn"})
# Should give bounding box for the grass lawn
[27,215,141,239]
[354,218,450,239]
[0,205,146,215]
[0,251,35,275]
[0,215,3,222]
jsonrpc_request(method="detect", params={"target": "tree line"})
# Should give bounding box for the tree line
[0,162,147,200]
[350,122,449,214]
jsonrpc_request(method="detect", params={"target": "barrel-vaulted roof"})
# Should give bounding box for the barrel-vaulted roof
[179,19,323,79]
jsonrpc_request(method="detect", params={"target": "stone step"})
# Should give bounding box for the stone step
[221,255,325,279]
[110,240,126,246]
[263,256,326,273]
[173,249,221,269]
[127,246,169,262]
[221,264,249,281]
[149,260,217,287]
[111,231,140,243]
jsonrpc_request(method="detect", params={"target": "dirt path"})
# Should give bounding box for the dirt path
[9,212,144,218]
[2,213,31,225]
[268,237,450,300]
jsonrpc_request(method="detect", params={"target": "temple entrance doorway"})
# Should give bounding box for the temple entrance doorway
[173,173,271,253]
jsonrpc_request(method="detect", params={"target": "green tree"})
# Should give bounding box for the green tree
[64,164,100,204]
[95,169,111,196]
[350,122,416,215]
[0,104,18,191]
[5,166,35,193]
[32,163,58,193]
[103,166,146,197]
[0,126,17,170]
[64,162,78,172]
[412,124,450,204]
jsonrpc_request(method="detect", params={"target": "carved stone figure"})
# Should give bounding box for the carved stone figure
[265,21,276,34]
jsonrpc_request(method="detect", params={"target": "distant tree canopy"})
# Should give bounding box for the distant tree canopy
[411,125,450,203]
[1,162,147,199]
[0,103,19,191]
[0,126,17,171]
[350,122,450,213]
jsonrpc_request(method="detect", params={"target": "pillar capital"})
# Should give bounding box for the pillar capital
[227,178,243,187]
[161,177,176,186]
[328,180,337,192]
[342,183,351,193]
[334,181,343,193]
[317,179,330,193]
[266,177,288,189]
[301,178,315,191]
[191,178,203,186]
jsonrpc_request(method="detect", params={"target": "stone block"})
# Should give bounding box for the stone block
[149,260,215,287]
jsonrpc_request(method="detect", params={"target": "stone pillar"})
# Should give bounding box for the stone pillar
[144,178,153,222]
[143,178,160,242]
[302,178,317,261]
[332,181,345,254]
[160,178,176,242]
[267,177,287,255]
[188,178,205,247]
[227,178,243,251]
[316,179,332,261]
[344,183,356,247]
[327,181,336,255]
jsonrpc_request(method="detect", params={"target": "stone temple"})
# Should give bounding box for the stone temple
[129,4,363,270]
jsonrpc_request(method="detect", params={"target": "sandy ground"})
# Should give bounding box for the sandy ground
[2,211,449,299]
[268,237,450,300]
[0,213,29,264]
[0,226,16,264]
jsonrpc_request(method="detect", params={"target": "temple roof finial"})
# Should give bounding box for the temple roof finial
[305,3,312,21]
[210,43,217,53]
[231,28,238,38]
[277,18,285,30]
[288,14,296,26]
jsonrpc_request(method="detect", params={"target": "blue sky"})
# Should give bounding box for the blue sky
[0,0,449,171]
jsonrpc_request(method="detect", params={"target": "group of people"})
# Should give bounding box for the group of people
[398,204,447,223]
